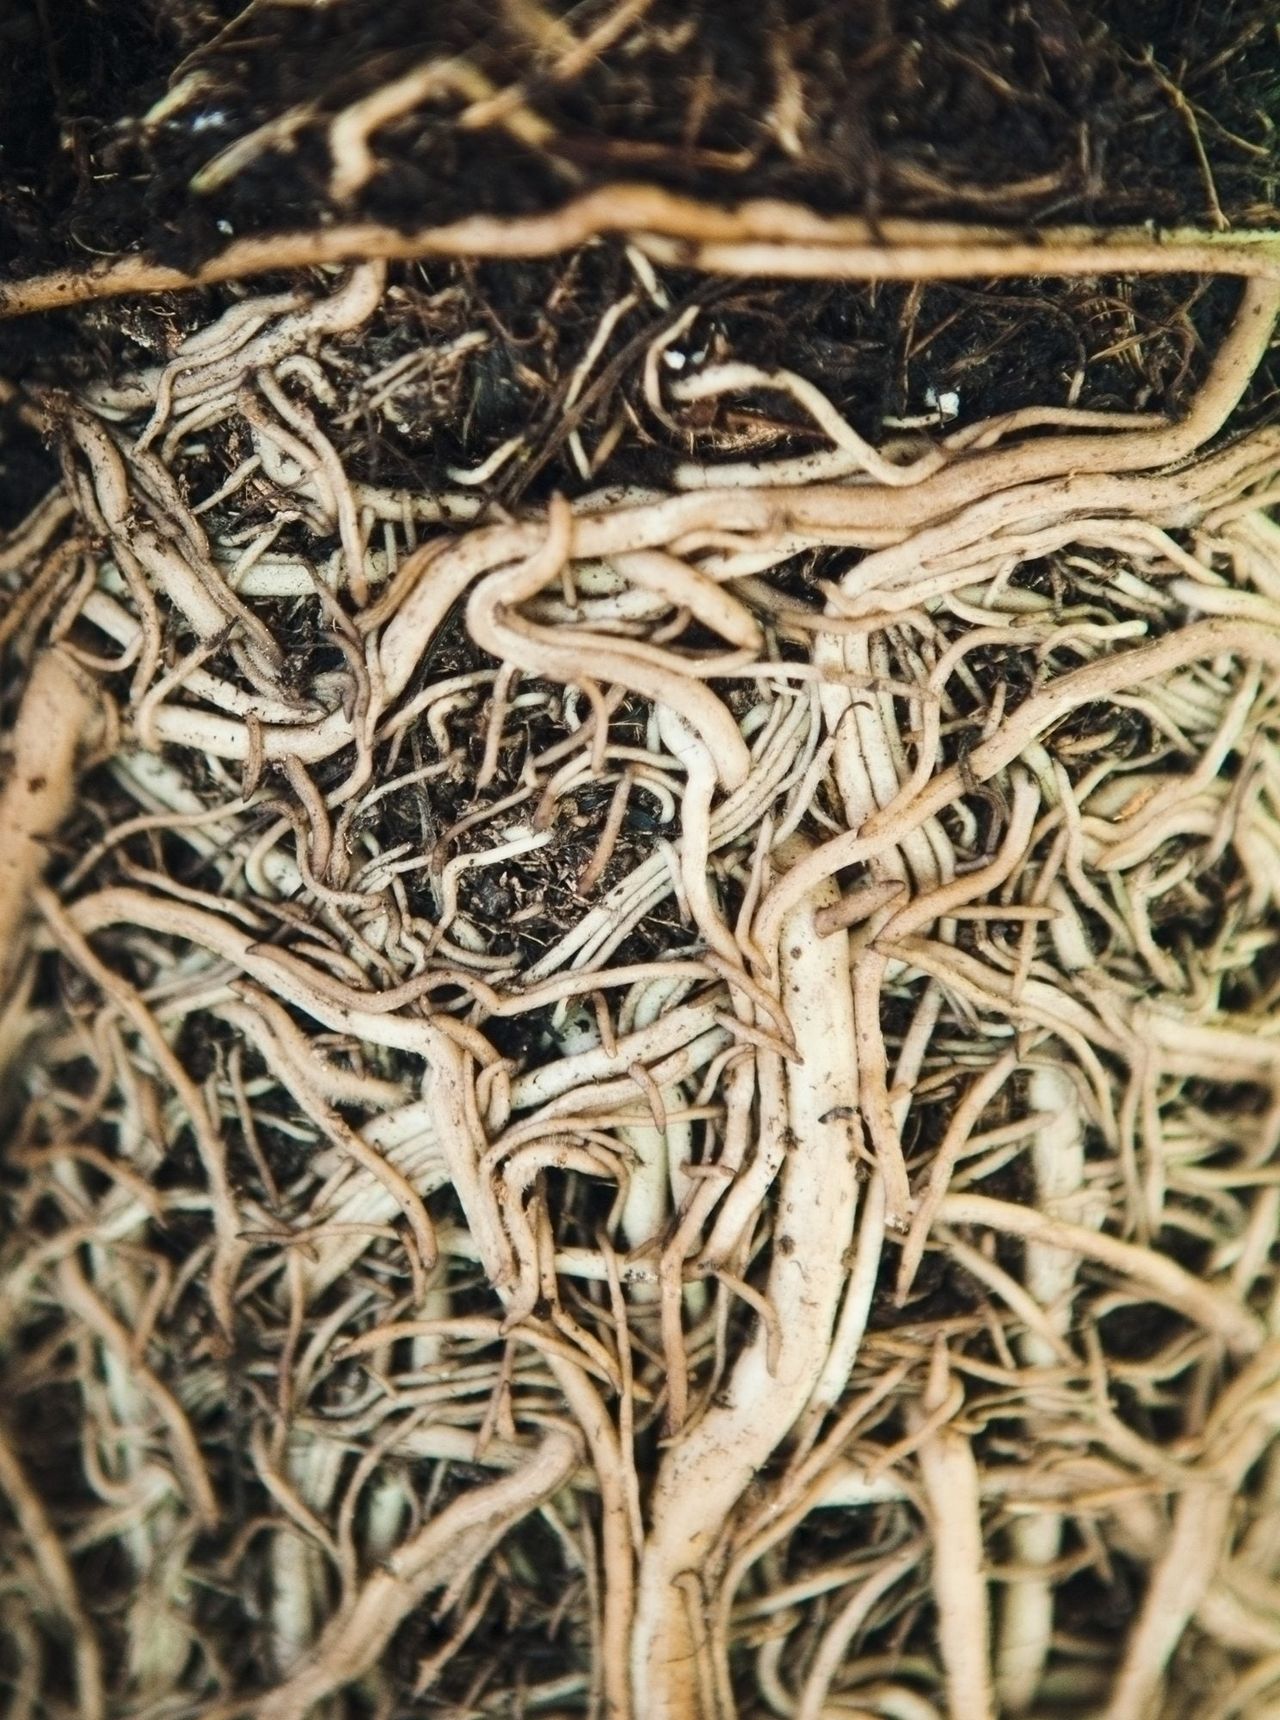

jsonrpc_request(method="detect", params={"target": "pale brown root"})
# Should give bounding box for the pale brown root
[0,1427,105,1720]
[631,844,860,1714]
[0,189,1277,319]
[244,1429,579,1720]
[0,649,100,991]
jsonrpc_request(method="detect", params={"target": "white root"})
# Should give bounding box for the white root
[995,1064,1100,1715]
[0,649,100,992]
[631,843,860,1714]
[250,1428,580,1720]
[915,1344,994,1720]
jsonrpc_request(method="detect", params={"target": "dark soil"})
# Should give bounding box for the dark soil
[2,0,1278,282]
[2,2,1277,520]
